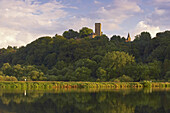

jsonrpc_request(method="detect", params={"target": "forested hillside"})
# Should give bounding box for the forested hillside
[0,28,169,82]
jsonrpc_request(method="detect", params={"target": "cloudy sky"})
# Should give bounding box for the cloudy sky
[0,0,170,48]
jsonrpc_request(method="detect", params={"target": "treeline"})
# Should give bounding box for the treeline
[0,27,169,81]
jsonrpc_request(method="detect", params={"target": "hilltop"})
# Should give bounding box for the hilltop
[0,28,169,82]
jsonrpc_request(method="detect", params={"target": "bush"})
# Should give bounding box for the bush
[0,75,4,81]
[0,75,18,81]
[143,81,152,87]
[10,76,18,81]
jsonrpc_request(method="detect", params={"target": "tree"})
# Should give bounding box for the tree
[118,75,133,82]
[75,67,91,81]
[148,60,161,80]
[44,53,57,68]
[110,35,125,42]
[133,32,152,62]
[1,63,12,76]
[75,59,97,77]
[63,29,79,39]
[55,61,67,70]
[163,59,170,76]
[101,51,135,79]
[134,32,151,41]
[96,67,107,81]
[13,64,23,78]
[79,27,93,38]
[28,70,44,81]
[164,71,170,81]
[92,55,103,64]
[124,63,150,81]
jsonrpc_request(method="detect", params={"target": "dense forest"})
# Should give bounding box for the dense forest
[0,27,169,82]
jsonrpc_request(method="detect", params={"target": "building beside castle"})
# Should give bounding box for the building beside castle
[89,23,102,38]
[126,33,131,42]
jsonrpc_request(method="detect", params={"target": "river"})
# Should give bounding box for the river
[0,88,169,113]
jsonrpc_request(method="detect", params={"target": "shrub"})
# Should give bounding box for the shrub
[0,75,4,81]
[143,81,151,87]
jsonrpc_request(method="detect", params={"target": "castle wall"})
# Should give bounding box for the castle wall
[95,23,101,36]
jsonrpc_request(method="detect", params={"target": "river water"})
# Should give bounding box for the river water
[0,88,169,113]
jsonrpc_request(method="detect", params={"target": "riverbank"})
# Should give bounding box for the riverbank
[0,81,169,90]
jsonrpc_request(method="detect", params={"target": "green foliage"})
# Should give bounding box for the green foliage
[44,53,57,68]
[92,55,103,64]
[75,67,92,81]
[79,27,93,38]
[0,29,169,81]
[101,51,135,69]
[75,58,97,77]
[63,29,79,39]
[110,35,125,42]
[96,67,107,81]
[143,81,152,87]
[0,63,45,81]
[164,71,170,81]
[55,61,67,70]
[28,70,44,81]
[0,75,18,81]
[114,79,120,82]
[118,75,134,82]
[101,51,135,79]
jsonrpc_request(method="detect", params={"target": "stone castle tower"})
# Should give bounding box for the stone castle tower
[95,23,101,36]
[89,23,102,38]
[126,33,131,42]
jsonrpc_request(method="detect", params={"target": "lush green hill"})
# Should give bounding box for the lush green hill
[0,29,169,82]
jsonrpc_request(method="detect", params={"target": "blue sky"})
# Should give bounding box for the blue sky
[0,0,170,48]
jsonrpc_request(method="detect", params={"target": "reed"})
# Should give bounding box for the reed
[0,81,169,90]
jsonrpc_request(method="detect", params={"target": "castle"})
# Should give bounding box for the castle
[90,23,131,42]
[89,23,102,38]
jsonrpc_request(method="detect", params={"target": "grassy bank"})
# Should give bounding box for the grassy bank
[0,81,169,90]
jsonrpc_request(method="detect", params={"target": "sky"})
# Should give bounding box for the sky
[0,0,170,48]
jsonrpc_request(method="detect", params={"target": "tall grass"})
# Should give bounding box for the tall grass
[0,81,169,90]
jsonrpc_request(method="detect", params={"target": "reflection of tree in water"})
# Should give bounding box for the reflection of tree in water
[0,91,44,105]
[0,89,169,113]
[135,105,169,113]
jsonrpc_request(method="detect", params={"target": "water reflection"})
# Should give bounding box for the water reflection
[0,88,169,113]
[24,90,27,96]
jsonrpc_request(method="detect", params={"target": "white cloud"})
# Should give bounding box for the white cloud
[94,0,101,4]
[60,16,95,33]
[132,21,161,39]
[155,0,170,2]
[95,0,142,32]
[0,0,68,48]
[0,27,27,47]
[154,8,165,15]
[113,0,142,13]
[145,0,170,29]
